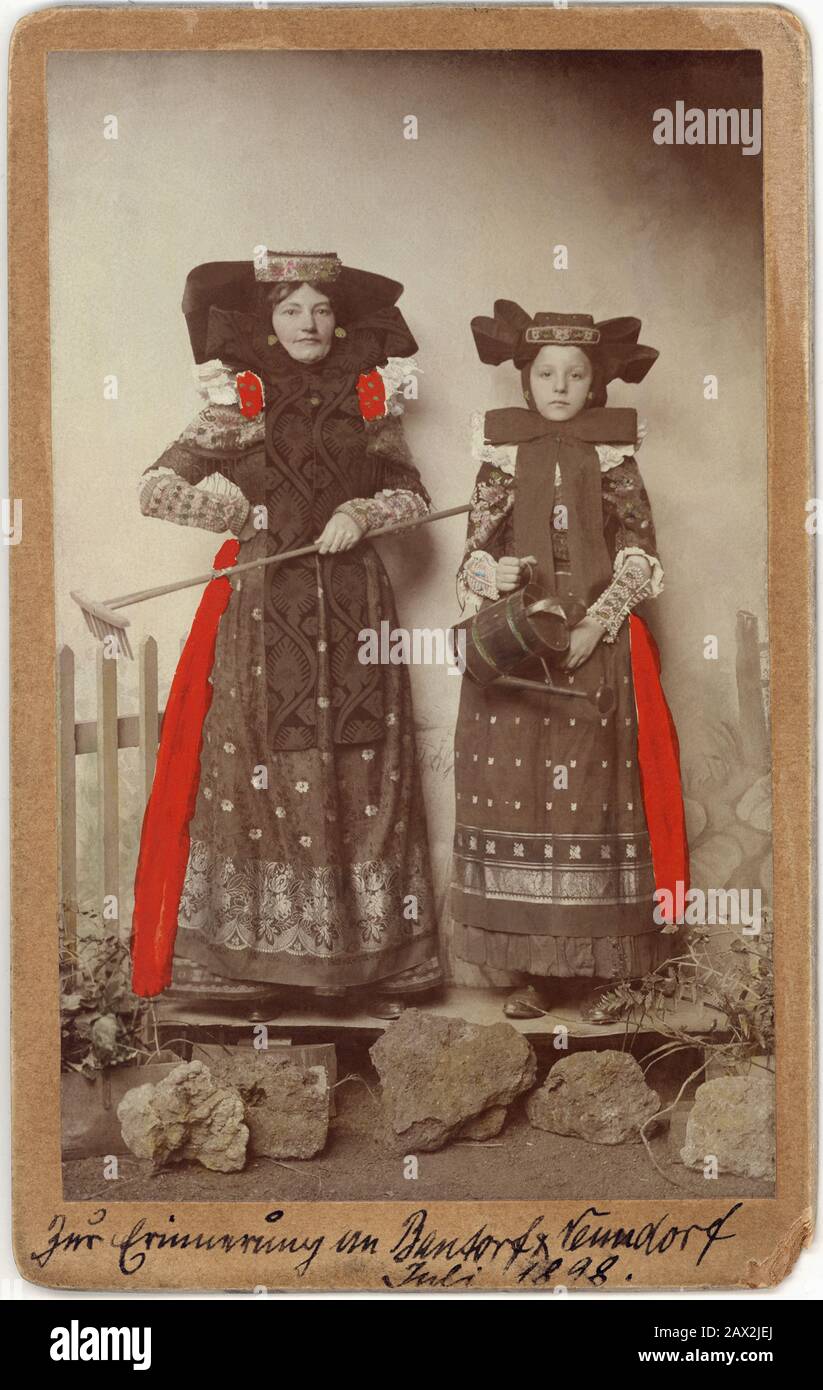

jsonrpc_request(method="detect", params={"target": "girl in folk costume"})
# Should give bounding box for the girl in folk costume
[451,302,689,1021]
[131,250,442,1019]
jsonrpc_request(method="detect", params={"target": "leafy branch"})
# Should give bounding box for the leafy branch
[60,907,150,1077]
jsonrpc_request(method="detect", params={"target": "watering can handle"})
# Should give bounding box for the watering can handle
[525,595,588,628]
[526,597,566,619]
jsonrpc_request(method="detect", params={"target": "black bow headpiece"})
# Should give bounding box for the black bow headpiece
[182,251,412,364]
[471,301,659,384]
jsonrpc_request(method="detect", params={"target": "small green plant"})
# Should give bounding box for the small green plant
[594,912,774,1066]
[590,913,774,1182]
[60,907,149,1077]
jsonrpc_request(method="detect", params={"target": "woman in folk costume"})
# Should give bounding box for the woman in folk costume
[450,302,689,1021]
[131,249,442,1020]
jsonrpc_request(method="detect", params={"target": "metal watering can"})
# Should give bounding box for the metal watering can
[451,582,616,716]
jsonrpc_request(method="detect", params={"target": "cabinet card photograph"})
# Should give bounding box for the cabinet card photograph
[9,5,813,1293]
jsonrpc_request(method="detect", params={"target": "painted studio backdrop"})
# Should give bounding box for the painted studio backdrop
[48,49,768,983]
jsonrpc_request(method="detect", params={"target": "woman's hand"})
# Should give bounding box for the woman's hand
[237,511,258,543]
[558,615,605,671]
[496,554,537,594]
[315,511,365,554]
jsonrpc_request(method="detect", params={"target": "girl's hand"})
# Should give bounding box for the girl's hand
[315,511,365,554]
[559,615,605,671]
[496,554,537,594]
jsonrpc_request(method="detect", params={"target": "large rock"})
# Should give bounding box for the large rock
[457,1105,508,1141]
[527,1050,660,1145]
[210,1053,329,1159]
[370,1009,536,1151]
[680,1074,775,1180]
[117,1061,248,1172]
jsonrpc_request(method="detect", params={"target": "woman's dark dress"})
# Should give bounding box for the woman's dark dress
[139,307,441,996]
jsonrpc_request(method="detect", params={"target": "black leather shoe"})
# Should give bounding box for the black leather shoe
[369,996,405,1021]
[503,985,549,1019]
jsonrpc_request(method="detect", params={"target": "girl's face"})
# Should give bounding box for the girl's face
[271,282,336,363]
[529,345,594,422]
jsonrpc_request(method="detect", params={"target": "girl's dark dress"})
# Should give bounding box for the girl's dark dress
[138,302,441,998]
[451,408,684,980]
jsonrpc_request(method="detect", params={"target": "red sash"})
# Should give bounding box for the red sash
[130,540,239,996]
[629,614,690,918]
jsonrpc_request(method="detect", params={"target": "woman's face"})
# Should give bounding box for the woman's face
[529,345,593,421]
[271,282,336,363]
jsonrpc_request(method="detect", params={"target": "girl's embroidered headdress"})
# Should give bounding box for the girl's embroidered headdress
[471,301,659,383]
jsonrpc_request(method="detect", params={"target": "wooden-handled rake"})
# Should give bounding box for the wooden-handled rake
[71,503,471,660]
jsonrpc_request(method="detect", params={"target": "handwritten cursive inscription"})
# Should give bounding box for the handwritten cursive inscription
[29,1202,744,1288]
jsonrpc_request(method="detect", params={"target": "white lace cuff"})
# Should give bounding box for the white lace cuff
[460,549,500,603]
[138,468,250,536]
[613,545,664,599]
[586,552,659,643]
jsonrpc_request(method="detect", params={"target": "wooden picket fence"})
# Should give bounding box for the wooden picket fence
[57,638,161,952]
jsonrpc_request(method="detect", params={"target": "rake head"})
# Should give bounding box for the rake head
[70,591,134,660]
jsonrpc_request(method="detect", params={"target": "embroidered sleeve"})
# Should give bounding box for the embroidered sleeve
[586,553,656,643]
[600,456,663,589]
[138,468,250,536]
[589,454,665,640]
[455,461,516,611]
[335,487,429,532]
[334,404,432,533]
[138,396,263,535]
[147,404,265,484]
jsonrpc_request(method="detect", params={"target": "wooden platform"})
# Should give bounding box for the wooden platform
[156,984,719,1042]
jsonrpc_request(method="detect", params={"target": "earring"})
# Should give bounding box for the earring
[267,334,277,346]
[587,390,593,402]
[524,389,532,403]
[334,326,347,339]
